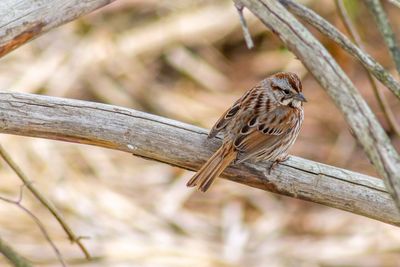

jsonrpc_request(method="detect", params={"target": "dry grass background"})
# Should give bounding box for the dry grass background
[1,0,400,266]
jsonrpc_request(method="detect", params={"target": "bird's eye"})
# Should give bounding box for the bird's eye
[283,89,290,95]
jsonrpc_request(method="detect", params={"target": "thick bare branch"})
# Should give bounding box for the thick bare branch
[0,92,399,226]
[234,0,400,210]
[0,0,116,58]
[278,0,400,100]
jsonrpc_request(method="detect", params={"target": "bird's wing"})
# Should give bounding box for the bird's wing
[233,106,298,163]
[208,86,259,138]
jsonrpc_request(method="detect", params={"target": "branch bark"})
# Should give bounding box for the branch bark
[0,92,399,226]
[0,0,116,58]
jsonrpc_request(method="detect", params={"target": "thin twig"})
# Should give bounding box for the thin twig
[235,2,255,49]
[0,185,66,266]
[365,0,400,75]
[278,0,400,100]
[0,144,91,260]
[0,235,33,267]
[335,0,400,137]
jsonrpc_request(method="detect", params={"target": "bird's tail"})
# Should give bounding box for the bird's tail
[186,142,237,192]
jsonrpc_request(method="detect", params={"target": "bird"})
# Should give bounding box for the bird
[186,72,306,192]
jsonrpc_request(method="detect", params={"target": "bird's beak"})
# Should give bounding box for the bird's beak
[294,92,307,102]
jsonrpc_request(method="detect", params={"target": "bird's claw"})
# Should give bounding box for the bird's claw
[267,155,290,175]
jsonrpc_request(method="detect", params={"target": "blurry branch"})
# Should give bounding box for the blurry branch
[1,1,255,93]
[1,92,400,226]
[235,2,255,49]
[165,46,230,91]
[335,0,400,137]
[388,0,400,8]
[0,186,66,266]
[365,0,400,75]
[117,2,259,56]
[233,0,400,211]
[0,0,116,58]
[0,144,90,260]
[0,236,32,267]
[278,0,400,100]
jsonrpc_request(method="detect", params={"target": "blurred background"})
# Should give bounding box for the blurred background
[1,0,400,266]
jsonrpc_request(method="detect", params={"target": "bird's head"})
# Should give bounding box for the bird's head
[268,72,307,108]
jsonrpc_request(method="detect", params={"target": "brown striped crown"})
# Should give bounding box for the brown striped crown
[272,72,302,93]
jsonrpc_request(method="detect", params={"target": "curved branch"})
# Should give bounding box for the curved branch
[0,92,399,226]
[0,0,116,58]
[278,0,400,100]
[335,0,400,137]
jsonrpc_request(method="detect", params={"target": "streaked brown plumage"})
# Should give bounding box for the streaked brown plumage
[187,72,306,192]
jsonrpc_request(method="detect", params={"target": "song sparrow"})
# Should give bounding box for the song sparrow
[187,72,306,192]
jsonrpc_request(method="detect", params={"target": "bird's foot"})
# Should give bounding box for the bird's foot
[268,155,290,175]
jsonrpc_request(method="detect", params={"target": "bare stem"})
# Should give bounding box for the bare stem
[0,236,33,267]
[0,188,66,267]
[0,144,91,260]
[335,0,400,137]
[235,2,255,49]
[365,0,400,75]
